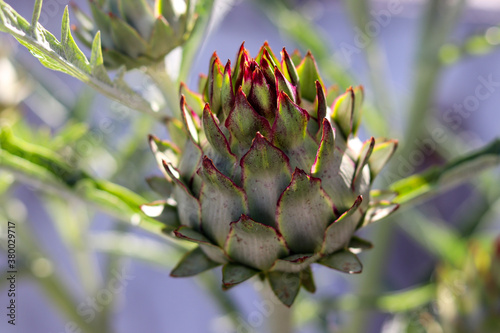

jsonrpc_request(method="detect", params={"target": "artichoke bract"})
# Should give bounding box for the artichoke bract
[143,43,399,306]
[72,0,197,69]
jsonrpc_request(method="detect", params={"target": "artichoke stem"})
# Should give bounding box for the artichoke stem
[258,281,294,333]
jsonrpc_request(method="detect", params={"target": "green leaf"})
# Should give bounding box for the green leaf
[272,91,316,170]
[0,128,166,235]
[348,236,373,253]
[311,119,356,212]
[368,138,398,180]
[248,67,274,121]
[300,267,316,293]
[331,88,354,138]
[319,249,362,274]
[171,247,220,277]
[148,16,175,59]
[277,169,334,253]
[296,51,324,102]
[197,157,248,246]
[222,263,259,288]
[180,82,205,116]
[145,176,174,198]
[202,103,236,166]
[241,133,291,228]
[162,161,201,230]
[173,226,228,264]
[0,0,161,118]
[321,196,363,255]
[270,253,320,273]
[281,47,299,87]
[314,81,327,122]
[390,139,500,206]
[140,201,179,229]
[274,66,296,103]
[361,201,399,227]
[267,271,301,307]
[180,96,200,143]
[225,215,288,271]
[225,88,272,149]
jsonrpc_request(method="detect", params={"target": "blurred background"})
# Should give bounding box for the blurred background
[0,0,500,332]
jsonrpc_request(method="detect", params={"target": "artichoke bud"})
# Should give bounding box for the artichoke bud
[144,43,399,306]
[72,0,198,69]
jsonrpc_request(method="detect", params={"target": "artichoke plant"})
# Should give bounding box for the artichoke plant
[143,43,399,306]
[72,0,198,69]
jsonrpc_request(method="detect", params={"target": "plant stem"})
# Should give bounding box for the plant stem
[260,281,293,333]
[344,1,465,332]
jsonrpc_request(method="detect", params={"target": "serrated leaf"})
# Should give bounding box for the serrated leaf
[61,6,88,69]
[277,169,334,253]
[0,1,160,117]
[241,133,291,228]
[170,247,220,277]
[268,271,301,307]
[222,263,259,288]
[319,249,362,274]
[225,215,288,270]
[197,157,248,246]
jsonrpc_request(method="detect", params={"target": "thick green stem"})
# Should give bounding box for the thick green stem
[260,281,293,333]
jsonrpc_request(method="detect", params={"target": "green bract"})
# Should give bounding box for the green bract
[144,43,399,306]
[72,0,197,69]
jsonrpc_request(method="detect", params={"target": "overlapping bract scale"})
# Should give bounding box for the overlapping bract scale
[72,0,198,69]
[144,42,399,306]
